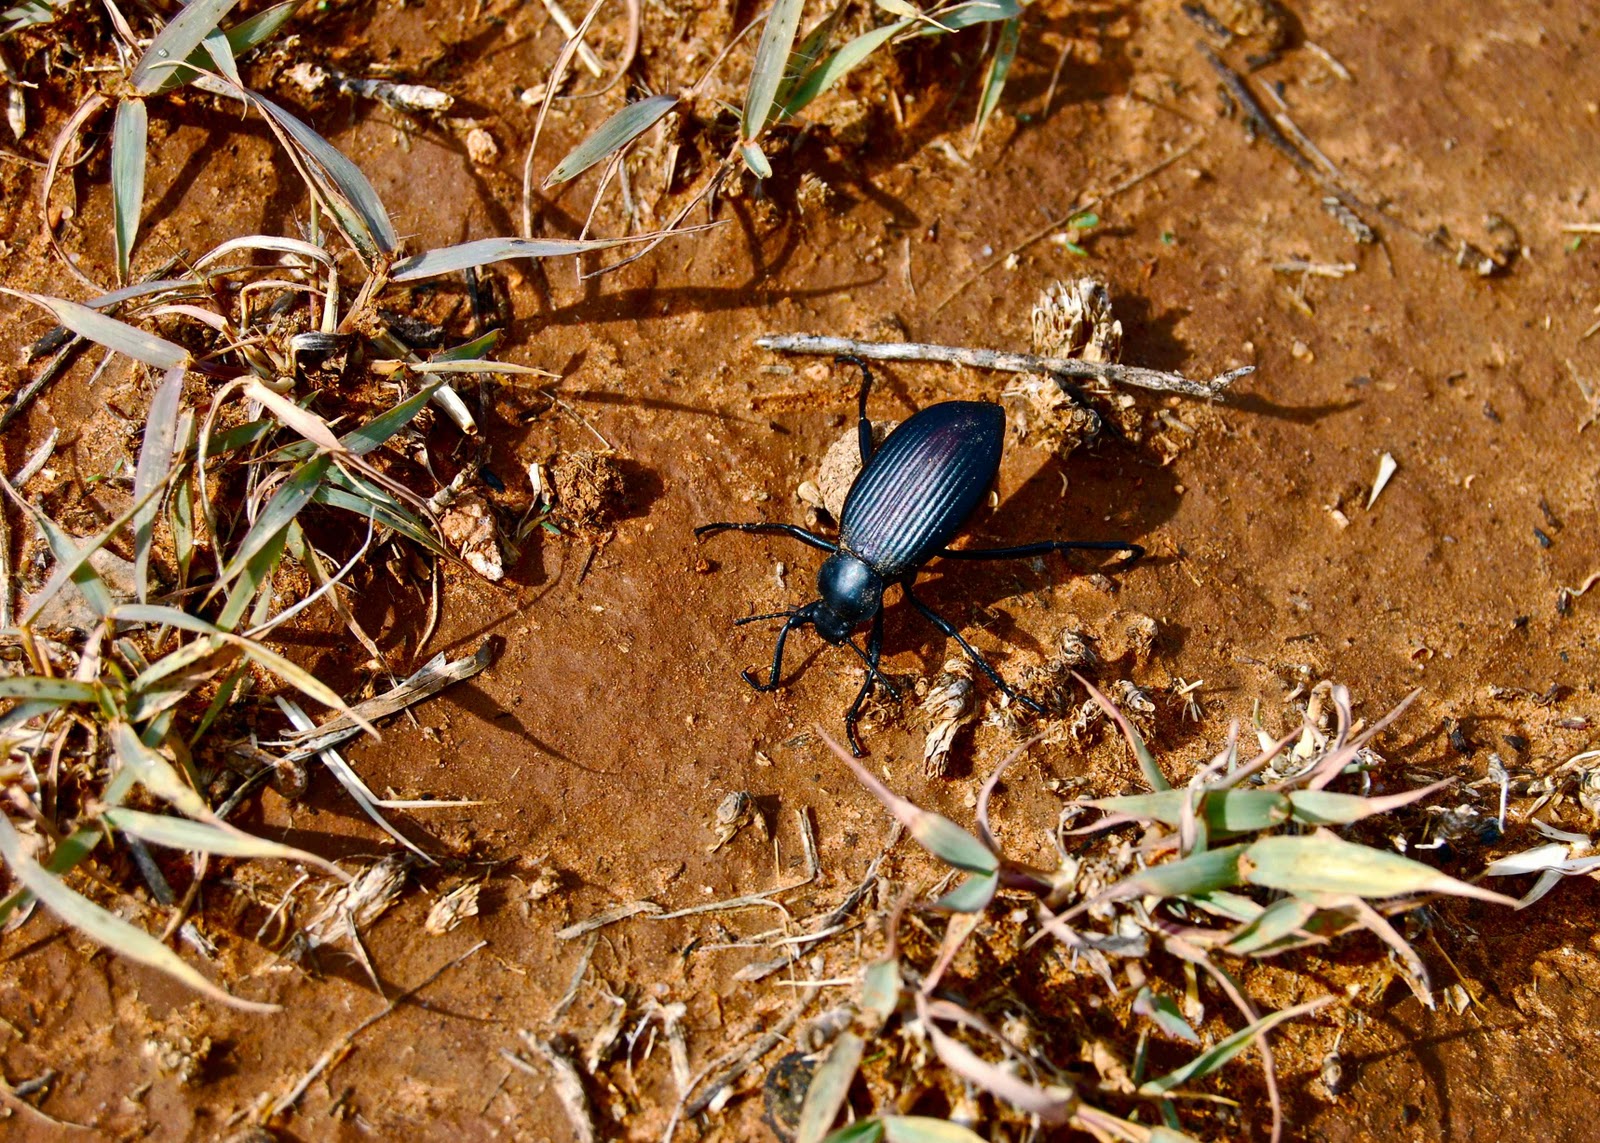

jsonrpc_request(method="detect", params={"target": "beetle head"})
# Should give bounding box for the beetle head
[813,553,883,644]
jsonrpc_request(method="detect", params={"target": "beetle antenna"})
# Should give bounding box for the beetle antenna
[734,609,798,626]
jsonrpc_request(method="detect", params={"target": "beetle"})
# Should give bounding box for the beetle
[696,355,1142,755]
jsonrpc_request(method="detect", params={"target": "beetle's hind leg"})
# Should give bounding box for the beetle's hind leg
[842,610,888,756]
[902,584,1047,717]
[835,354,878,465]
[696,521,841,554]
[939,539,1144,570]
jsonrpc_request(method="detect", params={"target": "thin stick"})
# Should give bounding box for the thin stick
[754,334,1249,399]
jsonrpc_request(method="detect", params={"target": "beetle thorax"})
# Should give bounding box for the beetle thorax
[813,552,883,643]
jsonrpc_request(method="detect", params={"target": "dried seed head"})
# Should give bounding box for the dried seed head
[1123,614,1159,663]
[301,854,412,949]
[922,657,977,777]
[424,880,482,935]
[1579,768,1600,823]
[1057,628,1099,671]
[707,791,754,852]
[1031,277,1122,363]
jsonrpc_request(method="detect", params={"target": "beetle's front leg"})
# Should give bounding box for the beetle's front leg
[740,609,811,691]
[842,609,887,756]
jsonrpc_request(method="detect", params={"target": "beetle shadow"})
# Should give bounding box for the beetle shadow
[884,440,1183,672]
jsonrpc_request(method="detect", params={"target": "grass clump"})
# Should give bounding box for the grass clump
[788,678,1516,1141]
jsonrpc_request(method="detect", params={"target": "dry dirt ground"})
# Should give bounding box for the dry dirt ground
[3,0,1600,1139]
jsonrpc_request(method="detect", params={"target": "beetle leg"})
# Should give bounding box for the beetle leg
[696,521,840,554]
[835,354,878,465]
[739,607,812,692]
[842,609,887,756]
[938,540,1144,570]
[902,584,1047,716]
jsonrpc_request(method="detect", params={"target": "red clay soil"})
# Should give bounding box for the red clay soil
[2,0,1600,1139]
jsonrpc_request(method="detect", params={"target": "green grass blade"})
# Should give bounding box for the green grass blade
[970,15,1019,147]
[1243,832,1518,905]
[219,0,297,56]
[1286,779,1455,826]
[102,808,345,879]
[915,0,1019,34]
[931,869,998,912]
[214,453,331,588]
[0,290,187,370]
[109,720,212,821]
[546,94,678,186]
[133,363,185,602]
[430,330,501,364]
[774,5,846,112]
[1134,986,1199,1043]
[111,98,148,283]
[251,95,397,258]
[312,482,447,557]
[830,736,997,873]
[0,812,276,1012]
[201,25,242,88]
[1138,997,1333,1095]
[780,20,907,120]
[129,0,241,94]
[215,520,289,632]
[0,677,101,703]
[151,0,299,93]
[1098,843,1248,904]
[823,1123,884,1143]
[341,381,445,456]
[23,511,114,621]
[742,0,808,140]
[1223,895,1321,955]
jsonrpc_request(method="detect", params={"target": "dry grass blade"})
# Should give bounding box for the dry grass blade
[820,726,997,873]
[1138,996,1334,1097]
[521,0,608,237]
[276,696,436,864]
[390,228,715,282]
[1,289,187,370]
[797,1031,866,1143]
[272,642,493,760]
[128,0,240,94]
[0,813,278,1012]
[101,808,348,881]
[132,363,184,602]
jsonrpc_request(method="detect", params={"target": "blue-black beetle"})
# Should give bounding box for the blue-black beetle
[697,356,1142,755]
